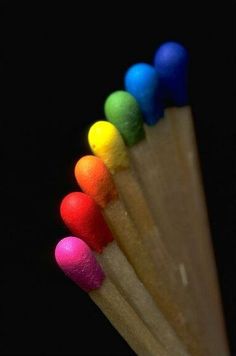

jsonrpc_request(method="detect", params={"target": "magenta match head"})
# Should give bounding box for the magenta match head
[55,236,105,292]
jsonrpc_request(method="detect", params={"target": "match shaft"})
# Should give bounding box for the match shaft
[96,242,188,356]
[90,277,169,356]
[113,170,203,355]
[166,106,229,356]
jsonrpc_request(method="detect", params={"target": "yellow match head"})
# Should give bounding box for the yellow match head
[88,121,129,174]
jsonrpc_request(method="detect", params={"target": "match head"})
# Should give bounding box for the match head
[154,42,189,106]
[75,155,118,208]
[124,63,164,125]
[60,192,113,253]
[104,90,145,146]
[88,121,129,174]
[55,236,105,292]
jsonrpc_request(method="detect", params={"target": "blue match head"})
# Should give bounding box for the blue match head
[154,42,189,106]
[124,63,164,125]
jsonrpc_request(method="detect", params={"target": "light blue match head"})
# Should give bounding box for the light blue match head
[154,42,189,106]
[124,63,164,125]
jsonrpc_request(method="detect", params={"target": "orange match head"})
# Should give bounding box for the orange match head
[74,155,118,208]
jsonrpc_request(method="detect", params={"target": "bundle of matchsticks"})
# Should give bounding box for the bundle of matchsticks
[54,42,229,355]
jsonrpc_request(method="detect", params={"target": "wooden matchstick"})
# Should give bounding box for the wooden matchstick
[55,236,168,356]
[152,41,229,356]
[74,155,193,354]
[104,89,209,353]
[88,121,203,355]
[60,192,188,356]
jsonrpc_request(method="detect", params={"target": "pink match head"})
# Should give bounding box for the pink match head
[55,236,105,292]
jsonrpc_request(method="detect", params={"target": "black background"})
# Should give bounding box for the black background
[1,3,235,355]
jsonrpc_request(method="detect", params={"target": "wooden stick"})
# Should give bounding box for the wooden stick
[96,242,188,356]
[113,167,202,356]
[124,49,229,355]
[152,41,229,356]
[128,100,229,356]
[55,236,168,356]
[143,116,214,354]
[165,106,229,356]
[103,89,207,355]
[91,277,168,356]
[60,191,188,356]
[87,121,203,355]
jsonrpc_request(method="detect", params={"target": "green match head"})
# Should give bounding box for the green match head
[104,90,145,146]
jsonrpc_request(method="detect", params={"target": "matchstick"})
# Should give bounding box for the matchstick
[123,67,203,288]
[104,89,209,348]
[60,192,188,356]
[55,236,168,356]
[124,60,229,355]
[124,62,194,262]
[152,41,229,356]
[88,121,203,355]
[74,155,193,353]
[104,89,198,269]
[121,44,229,356]
[123,63,164,126]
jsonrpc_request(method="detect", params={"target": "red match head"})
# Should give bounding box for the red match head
[60,192,113,253]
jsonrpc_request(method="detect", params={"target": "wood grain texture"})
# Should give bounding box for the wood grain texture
[113,169,202,355]
[90,277,169,356]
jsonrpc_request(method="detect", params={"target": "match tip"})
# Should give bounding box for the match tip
[55,236,105,292]
[154,42,189,105]
[124,63,163,125]
[125,63,159,95]
[75,155,118,208]
[104,90,145,146]
[60,192,113,253]
[88,121,129,174]
[154,42,189,74]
